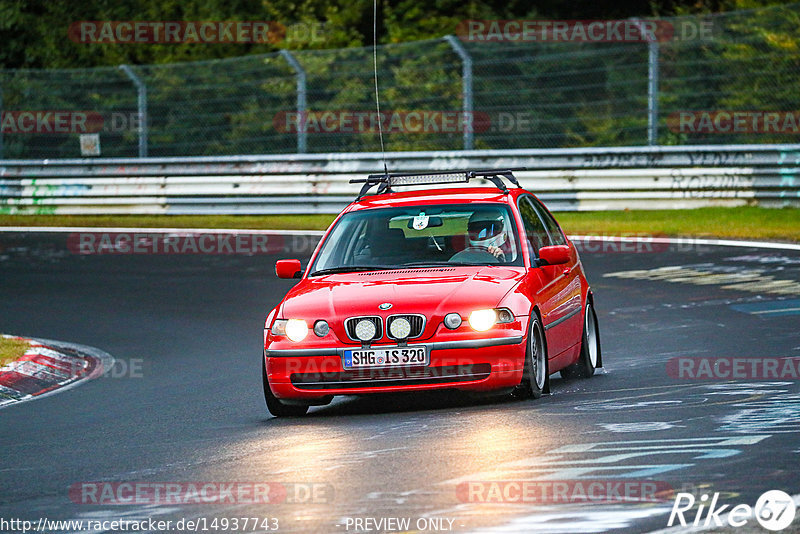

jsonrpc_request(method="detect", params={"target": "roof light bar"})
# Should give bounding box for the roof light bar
[350,168,526,200]
[388,172,469,187]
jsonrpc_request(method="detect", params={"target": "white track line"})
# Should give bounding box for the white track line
[568,235,800,251]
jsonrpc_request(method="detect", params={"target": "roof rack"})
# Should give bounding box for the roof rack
[350,168,526,200]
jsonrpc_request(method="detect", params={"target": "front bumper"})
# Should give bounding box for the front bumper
[265,335,526,399]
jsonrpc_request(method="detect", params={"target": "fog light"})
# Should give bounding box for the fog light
[355,319,377,341]
[285,319,308,342]
[468,309,497,332]
[444,313,462,330]
[314,320,330,337]
[389,317,412,339]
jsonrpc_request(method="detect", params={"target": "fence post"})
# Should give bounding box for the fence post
[280,50,307,153]
[119,64,148,158]
[444,35,474,150]
[632,19,660,145]
[646,39,660,145]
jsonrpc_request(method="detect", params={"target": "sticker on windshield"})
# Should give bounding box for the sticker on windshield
[412,212,429,230]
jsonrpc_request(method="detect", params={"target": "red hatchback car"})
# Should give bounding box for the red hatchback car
[263,169,601,416]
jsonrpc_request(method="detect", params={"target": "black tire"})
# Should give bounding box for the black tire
[560,300,600,379]
[514,313,548,399]
[262,358,308,417]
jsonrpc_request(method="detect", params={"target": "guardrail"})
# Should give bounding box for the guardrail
[1,144,799,214]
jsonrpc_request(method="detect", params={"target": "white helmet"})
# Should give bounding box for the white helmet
[468,210,507,249]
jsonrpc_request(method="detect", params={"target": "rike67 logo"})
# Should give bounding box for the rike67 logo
[669,490,796,531]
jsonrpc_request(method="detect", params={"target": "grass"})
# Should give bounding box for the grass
[0,214,337,231]
[0,336,30,368]
[0,207,798,242]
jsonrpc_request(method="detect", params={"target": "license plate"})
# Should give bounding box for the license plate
[343,346,428,369]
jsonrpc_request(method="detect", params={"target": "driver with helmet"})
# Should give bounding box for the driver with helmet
[466,209,511,260]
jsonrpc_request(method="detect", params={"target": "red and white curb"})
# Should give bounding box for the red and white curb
[0,335,113,409]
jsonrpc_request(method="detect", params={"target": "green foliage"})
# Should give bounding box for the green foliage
[2,0,793,69]
[0,2,798,156]
[657,3,800,144]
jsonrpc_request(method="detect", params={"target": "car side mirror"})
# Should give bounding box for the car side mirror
[538,245,570,266]
[276,259,302,279]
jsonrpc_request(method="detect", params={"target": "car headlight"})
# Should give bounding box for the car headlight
[468,309,497,331]
[285,319,309,342]
[271,319,309,342]
[468,308,514,332]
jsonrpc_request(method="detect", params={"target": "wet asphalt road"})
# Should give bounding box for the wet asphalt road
[1,232,799,534]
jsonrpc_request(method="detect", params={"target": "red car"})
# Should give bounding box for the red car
[263,169,601,416]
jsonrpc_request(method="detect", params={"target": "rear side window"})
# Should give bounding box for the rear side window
[518,197,550,258]
[529,197,567,246]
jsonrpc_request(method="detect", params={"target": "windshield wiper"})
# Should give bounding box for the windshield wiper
[308,265,394,277]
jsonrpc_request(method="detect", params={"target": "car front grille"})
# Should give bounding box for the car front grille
[345,314,426,342]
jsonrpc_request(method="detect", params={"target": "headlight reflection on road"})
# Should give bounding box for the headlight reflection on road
[451,419,526,467]
[191,407,563,531]
[202,424,357,504]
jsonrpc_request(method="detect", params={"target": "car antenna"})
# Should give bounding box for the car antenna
[373,0,391,186]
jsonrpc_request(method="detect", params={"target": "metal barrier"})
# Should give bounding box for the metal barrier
[1,144,799,215]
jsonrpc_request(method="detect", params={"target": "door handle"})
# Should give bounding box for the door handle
[562,267,571,276]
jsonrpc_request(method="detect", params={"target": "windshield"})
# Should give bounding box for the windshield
[309,203,522,275]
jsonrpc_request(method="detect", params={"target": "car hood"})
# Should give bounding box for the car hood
[280,266,525,322]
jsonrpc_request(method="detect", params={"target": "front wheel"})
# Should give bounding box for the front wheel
[561,301,601,379]
[514,314,548,399]
[262,358,308,417]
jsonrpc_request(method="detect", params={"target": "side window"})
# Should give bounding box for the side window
[517,197,551,258]
[530,197,566,246]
